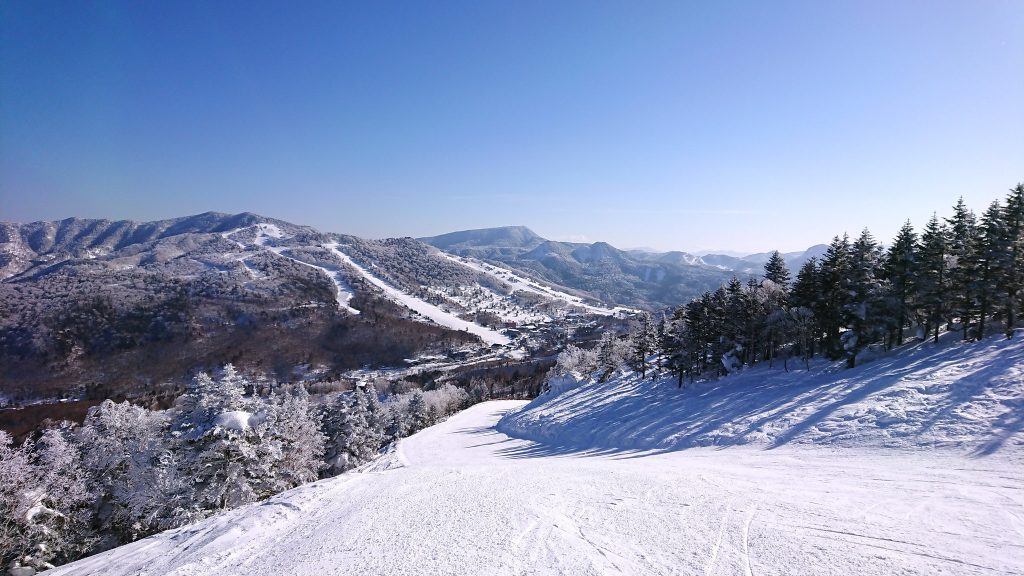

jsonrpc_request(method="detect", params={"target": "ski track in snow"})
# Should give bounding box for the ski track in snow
[438,253,633,316]
[259,245,360,315]
[327,244,510,346]
[51,401,1024,576]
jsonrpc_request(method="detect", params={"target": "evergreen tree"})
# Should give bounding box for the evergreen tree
[917,214,949,343]
[175,367,279,512]
[629,312,656,378]
[271,384,325,489]
[662,306,688,387]
[31,426,97,566]
[817,234,852,358]
[883,221,917,346]
[763,250,791,288]
[945,198,978,340]
[974,201,1007,339]
[1,431,39,572]
[406,390,429,434]
[1000,183,1024,337]
[845,228,884,366]
[78,399,188,544]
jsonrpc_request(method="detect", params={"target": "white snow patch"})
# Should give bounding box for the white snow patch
[213,410,258,432]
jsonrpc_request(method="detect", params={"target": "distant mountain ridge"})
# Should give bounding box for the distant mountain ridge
[420,226,825,310]
[0,214,622,405]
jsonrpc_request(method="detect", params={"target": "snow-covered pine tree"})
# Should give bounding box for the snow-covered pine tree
[916,214,949,343]
[77,399,189,545]
[406,390,429,434]
[270,384,325,490]
[175,366,279,513]
[28,426,97,568]
[597,331,619,379]
[323,391,358,475]
[361,384,387,448]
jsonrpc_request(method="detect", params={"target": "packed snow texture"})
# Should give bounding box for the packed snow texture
[327,244,510,346]
[51,395,1022,575]
[500,333,1024,455]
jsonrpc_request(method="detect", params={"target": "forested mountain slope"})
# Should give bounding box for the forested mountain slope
[0,214,622,405]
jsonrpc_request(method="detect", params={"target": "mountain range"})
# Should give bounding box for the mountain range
[0,213,822,407]
[421,225,826,308]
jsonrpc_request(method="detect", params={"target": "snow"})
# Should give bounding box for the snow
[439,253,634,316]
[501,333,1024,455]
[213,410,258,432]
[51,381,1023,576]
[328,244,510,346]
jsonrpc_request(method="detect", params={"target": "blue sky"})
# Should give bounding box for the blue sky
[2,1,1021,253]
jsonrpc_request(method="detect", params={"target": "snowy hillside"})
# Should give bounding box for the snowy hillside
[2,213,633,402]
[48,400,1023,576]
[499,332,1024,455]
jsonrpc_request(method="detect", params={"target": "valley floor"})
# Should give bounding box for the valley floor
[51,401,1022,576]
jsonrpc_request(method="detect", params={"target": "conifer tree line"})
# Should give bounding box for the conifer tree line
[1,365,484,573]
[628,183,1024,384]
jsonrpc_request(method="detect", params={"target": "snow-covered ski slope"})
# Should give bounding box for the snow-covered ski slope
[52,386,1023,576]
[439,253,634,316]
[327,244,511,346]
[501,332,1024,455]
[223,224,510,343]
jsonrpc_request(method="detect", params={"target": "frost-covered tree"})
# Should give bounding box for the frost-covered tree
[26,426,97,568]
[270,384,325,489]
[406,390,429,434]
[551,345,598,377]
[1,431,39,572]
[77,399,189,545]
[175,366,279,512]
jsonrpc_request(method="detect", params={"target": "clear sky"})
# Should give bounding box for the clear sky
[1,1,1021,253]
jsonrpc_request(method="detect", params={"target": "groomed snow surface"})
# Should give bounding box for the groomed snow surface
[50,336,1024,576]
